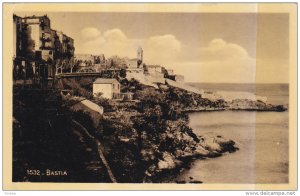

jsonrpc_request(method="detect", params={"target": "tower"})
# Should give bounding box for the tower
[137,46,143,62]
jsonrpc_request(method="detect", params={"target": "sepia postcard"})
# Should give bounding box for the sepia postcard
[2,3,297,191]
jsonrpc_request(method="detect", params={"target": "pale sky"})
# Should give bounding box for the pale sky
[16,12,289,83]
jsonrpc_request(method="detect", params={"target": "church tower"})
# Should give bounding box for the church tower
[137,46,143,62]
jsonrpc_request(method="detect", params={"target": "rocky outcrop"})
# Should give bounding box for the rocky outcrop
[142,134,238,181]
[198,134,238,157]
[216,91,267,102]
[157,152,177,170]
[142,126,239,179]
[229,99,287,111]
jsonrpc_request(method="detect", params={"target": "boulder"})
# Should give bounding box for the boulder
[194,145,210,156]
[157,152,176,170]
[200,136,222,152]
[199,134,238,153]
[174,149,184,158]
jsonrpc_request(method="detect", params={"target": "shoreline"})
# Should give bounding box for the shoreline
[183,107,288,113]
[66,79,286,182]
[12,80,287,183]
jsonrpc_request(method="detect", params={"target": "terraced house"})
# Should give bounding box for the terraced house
[13,14,75,84]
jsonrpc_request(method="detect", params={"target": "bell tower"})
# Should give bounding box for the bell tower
[137,46,143,62]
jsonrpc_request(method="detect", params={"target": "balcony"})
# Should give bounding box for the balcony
[40,37,52,42]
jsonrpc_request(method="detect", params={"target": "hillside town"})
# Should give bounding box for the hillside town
[13,14,272,103]
[13,14,187,98]
[12,14,287,183]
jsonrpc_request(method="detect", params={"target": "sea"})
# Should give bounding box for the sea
[172,83,289,184]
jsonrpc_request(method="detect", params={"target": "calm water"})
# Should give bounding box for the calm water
[188,83,289,105]
[174,83,289,183]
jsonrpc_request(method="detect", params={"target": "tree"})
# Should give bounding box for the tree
[69,57,79,73]
[55,59,64,74]
[119,68,126,78]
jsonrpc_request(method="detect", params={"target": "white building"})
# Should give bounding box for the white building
[127,58,139,69]
[147,65,163,74]
[93,78,120,99]
[175,74,184,82]
[22,15,53,61]
[167,69,174,75]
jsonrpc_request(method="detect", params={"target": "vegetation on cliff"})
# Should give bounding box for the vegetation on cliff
[48,77,286,182]
[82,80,239,182]
[14,76,285,183]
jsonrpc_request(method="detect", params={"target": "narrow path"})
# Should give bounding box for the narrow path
[72,120,117,183]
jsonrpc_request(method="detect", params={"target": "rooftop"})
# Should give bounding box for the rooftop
[147,65,161,68]
[22,15,50,20]
[129,58,139,61]
[93,78,119,84]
